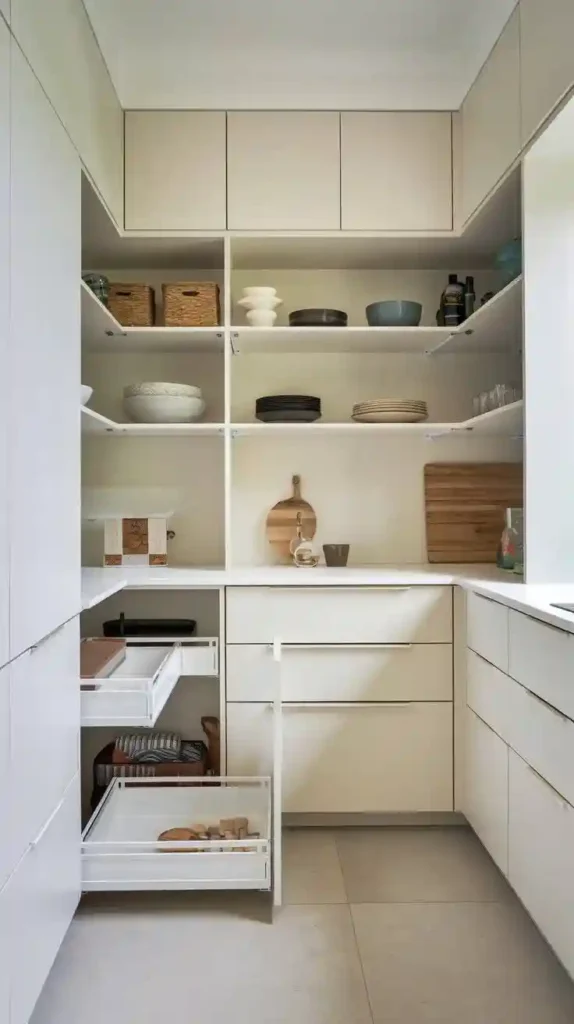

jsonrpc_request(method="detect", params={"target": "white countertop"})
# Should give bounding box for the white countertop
[464,580,574,635]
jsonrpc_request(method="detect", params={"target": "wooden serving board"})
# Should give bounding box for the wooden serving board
[424,462,523,563]
[266,475,317,563]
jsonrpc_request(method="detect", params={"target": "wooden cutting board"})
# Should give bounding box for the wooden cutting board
[424,462,523,563]
[266,475,317,563]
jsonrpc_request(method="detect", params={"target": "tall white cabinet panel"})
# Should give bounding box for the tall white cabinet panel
[9,618,79,869]
[227,112,341,229]
[460,9,520,223]
[0,667,10,890]
[5,775,81,1024]
[341,112,452,230]
[0,0,9,24]
[0,883,9,1024]
[11,0,123,225]
[0,17,9,671]
[509,750,574,979]
[9,43,80,659]
[520,0,574,146]
[125,111,226,230]
[463,708,509,875]
[227,702,453,813]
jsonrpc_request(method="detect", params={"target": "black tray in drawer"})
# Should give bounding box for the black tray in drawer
[103,613,197,638]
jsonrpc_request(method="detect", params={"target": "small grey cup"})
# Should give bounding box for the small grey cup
[323,544,350,567]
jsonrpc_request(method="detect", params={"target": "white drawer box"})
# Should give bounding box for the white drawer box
[509,610,574,721]
[81,638,218,728]
[10,618,79,868]
[463,707,508,875]
[6,774,80,1024]
[226,586,452,644]
[226,642,452,703]
[227,701,453,813]
[82,777,270,892]
[509,750,574,980]
[467,591,509,671]
[467,649,574,806]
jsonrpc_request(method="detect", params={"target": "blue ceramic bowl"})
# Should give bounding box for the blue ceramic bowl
[495,239,522,285]
[366,300,422,327]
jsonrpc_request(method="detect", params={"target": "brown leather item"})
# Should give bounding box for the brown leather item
[157,827,195,842]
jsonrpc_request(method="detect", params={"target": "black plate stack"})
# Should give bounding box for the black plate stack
[255,394,321,422]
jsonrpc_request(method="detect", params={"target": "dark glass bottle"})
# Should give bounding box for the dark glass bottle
[442,274,464,327]
[464,275,476,320]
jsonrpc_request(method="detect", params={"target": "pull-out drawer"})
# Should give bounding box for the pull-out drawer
[467,649,574,806]
[227,701,453,813]
[463,707,509,875]
[467,592,509,671]
[226,586,452,644]
[81,639,218,728]
[82,777,270,892]
[226,642,452,702]
[509,750,574,979]
[509,610,574,720]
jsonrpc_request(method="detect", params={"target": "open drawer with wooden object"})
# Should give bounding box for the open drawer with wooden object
[80,638,218,727]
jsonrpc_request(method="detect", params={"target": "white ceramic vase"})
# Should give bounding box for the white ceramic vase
[246,308,278,327]
[238,287,283,327]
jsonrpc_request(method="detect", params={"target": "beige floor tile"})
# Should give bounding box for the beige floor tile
[283,828,347,904]
[337,826,510,903]
[31,901,373,1024]
[352,900,574,1023]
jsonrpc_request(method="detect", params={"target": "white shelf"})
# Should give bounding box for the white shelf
[81,280,224,353]
[231,325,450,355]
[425,276,523,355]
[231,401,523,439]
[81,567,128,610]
[81,407,224,436]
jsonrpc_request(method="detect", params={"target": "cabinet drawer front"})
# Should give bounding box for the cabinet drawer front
[226,587,452,644]
[6,775,80,1024]
[227,702,453,814]
[226,643,452,702]
[467,649,574,806]
[463,708,508,875]
[10,618,79,867]
[509,750,574,979]
[509,610,574,720]
[467,592,509,671]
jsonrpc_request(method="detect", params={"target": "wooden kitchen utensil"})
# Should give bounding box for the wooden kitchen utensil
[266,475,317,563]
[424,462,523,563]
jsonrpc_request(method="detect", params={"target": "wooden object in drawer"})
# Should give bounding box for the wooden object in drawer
[424,462,523,562]
[226,586,452,644]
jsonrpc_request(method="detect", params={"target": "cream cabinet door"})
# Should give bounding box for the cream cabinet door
[9,44,81,658]
[341,112,452,230]
[227,111,340,229]
[125,111,227,230]
[227,702,453,814]
[463,708,509,876]
[461,9,520,223]
[520,0,574,145]
[0,19,8,670]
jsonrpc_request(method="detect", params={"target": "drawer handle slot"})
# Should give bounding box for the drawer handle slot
[281,701,413,709]
[276,643,414,651]
[524,760,570,810]
[525,687,570,723]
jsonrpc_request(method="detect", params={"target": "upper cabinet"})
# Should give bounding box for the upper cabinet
[227,111,340,230]
[520,0,574,146]
[460,10,520,224]
[9,42,80,658]
[0,19,8,670]
[11,0,123,227]
[125,111,226,231]
[341,112,453,231]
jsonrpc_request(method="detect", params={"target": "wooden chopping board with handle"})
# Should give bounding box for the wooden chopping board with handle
[266,475,317,563]
[424,462,523,563]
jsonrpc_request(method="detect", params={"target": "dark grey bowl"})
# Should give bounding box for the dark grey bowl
[366,300,422,327]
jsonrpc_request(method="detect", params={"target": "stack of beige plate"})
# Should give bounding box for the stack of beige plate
[352,399,428,423]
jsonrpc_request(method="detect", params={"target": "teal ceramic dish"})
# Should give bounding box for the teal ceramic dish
[495,239,522,286]
[366,300,422,327]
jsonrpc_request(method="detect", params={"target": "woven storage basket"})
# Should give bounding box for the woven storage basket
[109,283,155,327]
[163,281,220,327]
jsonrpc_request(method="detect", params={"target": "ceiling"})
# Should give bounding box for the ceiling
[84,0,517,111]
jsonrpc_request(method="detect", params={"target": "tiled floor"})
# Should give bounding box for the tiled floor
[32,827,574,1024]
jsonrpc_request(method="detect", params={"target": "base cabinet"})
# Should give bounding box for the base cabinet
[227,701,453,814]
[509,750,574,979]
[463,708,508,875]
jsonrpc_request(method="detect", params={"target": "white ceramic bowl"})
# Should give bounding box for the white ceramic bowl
[123,382,202,399]
[123,395,206,423]
[81,385,93,406]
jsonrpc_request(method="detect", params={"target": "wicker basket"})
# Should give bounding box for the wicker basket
[163,281,220,327]
[108,283,155,327]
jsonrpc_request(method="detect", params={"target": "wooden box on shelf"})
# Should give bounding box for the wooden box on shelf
[163,281,220,327]
[104,517,168,567]
[108,283,155,326]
